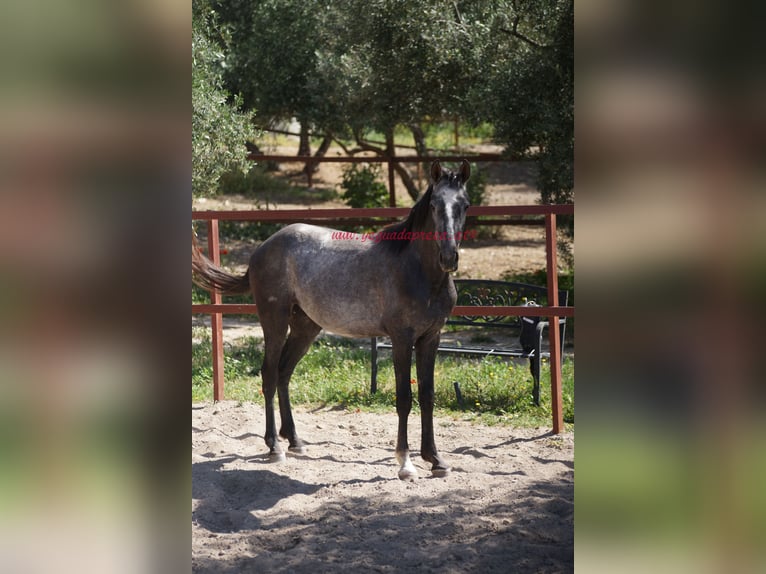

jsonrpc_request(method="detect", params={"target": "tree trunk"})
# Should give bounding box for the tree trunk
[385,128,419,202]
[303,133,333,176]
[393,163,420,202]
[356,128,420,203]
[410,123,428,191]
[410,123,428,157]
[298,120,311,157]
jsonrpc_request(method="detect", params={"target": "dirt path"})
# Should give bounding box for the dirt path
[192,401,573,573]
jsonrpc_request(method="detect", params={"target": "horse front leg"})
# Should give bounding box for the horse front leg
[391,337,417,481]
[416,333,451,477]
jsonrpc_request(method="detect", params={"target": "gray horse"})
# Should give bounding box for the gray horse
[193,160,471,480]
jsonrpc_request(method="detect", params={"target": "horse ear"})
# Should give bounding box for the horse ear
[460,159,471,183]
[430,161,442,183]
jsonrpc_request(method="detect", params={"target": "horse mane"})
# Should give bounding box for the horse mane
[379,184,434,254]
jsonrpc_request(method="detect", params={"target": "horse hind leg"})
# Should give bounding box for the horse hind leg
[259,306,291,462]
[276,307,321,455]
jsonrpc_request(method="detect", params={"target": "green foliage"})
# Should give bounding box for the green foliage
[212,0,328,127]
[340,163,388,208]
[203,0,573,259]
[192,1,257,197]
[472,0,573,258]
[192,329,262,400]
[465,163,487,207]
[419,122,495,150]
[192,284,254,321]
[219,220,282,243]
[191,332,574,427]
[215,1,495,140]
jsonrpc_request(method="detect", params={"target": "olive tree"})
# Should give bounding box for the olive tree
[192,0,256,196]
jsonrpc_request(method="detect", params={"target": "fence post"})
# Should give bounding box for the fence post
[207,219,225,402]
[545,213,564,433]
[385,130,397,207]
[387,157,396,207]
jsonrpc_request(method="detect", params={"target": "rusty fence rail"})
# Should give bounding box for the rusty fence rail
[192,204,574,433]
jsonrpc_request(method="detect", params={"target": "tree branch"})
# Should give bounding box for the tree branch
[353,131,386,155]
[500,14,553,50]
[332,137,364,156]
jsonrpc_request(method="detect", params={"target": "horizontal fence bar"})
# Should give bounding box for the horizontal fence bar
[191,217,546,228]
[251,154,508,163]
[192,304,259,314]
[452,306,573,318]
[192,303,573,318]
[192,204,574,221]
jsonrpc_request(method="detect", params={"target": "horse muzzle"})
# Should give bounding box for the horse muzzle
[439,251,459,273]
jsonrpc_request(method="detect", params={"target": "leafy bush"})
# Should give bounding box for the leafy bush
[192,2,256,197]
[465,163,487,207]
[341,163,388,208]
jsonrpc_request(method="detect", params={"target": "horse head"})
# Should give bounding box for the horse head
[429,160,470,272]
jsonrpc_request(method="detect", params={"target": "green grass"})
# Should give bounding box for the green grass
[192,328,574,428]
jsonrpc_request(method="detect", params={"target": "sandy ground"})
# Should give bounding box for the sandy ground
[192,401,574,573]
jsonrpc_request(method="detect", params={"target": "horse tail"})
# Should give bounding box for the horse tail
[191,230,251,294]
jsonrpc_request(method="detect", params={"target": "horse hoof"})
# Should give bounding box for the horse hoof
[288,445,306,455]
[431,466,451,478]
[269,451,286,463]
[398,468,418,482]
[399,470,418,482]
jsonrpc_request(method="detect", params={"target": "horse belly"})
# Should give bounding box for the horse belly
[297,297,387,338]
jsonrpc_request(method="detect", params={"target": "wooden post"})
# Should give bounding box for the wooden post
[388,159,396,207]
[386,130,397,207]
[545,213,564,433]
[454,117,459,148]
[207,219,225,402]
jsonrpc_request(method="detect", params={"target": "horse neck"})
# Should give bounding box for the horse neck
[410,217,448,286]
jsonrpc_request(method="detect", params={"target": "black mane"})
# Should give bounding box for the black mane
[379,184,434,254]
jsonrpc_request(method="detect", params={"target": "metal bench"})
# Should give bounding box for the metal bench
[370,280,569,405]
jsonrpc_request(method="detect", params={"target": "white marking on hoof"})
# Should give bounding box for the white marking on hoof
[396,451,418,482]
